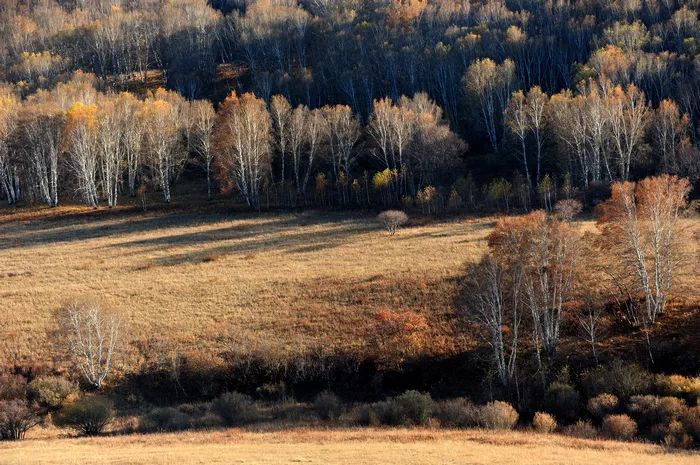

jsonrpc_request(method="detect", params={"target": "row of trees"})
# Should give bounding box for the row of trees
[2,72,698,209]
[466,175,692,394]
[0,73,467,208]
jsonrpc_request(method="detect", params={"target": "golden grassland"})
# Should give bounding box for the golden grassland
[0,204,493,369]
[0,203,697,371]
[0,427,697,465]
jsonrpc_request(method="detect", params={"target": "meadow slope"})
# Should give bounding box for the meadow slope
[0,205,492,371]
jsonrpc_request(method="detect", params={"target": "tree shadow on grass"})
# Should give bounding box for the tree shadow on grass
[0,208,376,252]
[141,220,377,267]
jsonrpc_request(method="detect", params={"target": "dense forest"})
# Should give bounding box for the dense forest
[1,0,699,211]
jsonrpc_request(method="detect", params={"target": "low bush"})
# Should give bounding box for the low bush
[532,412,557,433]
[587,393,619,421]
[177,402,210,417]
[210,392,260,427]
[271,399,307,422]
[140,407,192,432]
[192,413,223,429]
[377,210,409,235]
[681,406,700,442]
[54,396,113,436]
[478,401,518,430]
[366,391,434,426]
[602,414,637,440]
[562,420,598,439]
[373,399,405,426]
[627,395,687,432]
[433,398,480,428]
[545,382,580,423]
[28,376,75,410]
[0,400,42,440]
[313,391,343,421]
[393,391,434,426]
[0,375,27,401]
[582,361,653,399]
[554,199,583,221]
[650,420,694,448]
[349,404,381,427]
[656,375,700,402]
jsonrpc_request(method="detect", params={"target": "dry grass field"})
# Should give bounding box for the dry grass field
[1,204,698,372]
[0,427,697,465]
[0,205,493,370]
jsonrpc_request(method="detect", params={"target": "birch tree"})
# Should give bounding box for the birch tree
[300,108,325,201]
[140,93,185,203]
[270,94,291,186]
[596,175,690,327]
[0,88,20,205]
[20,101,64,207]
[63,102,100,207]
[95,97,123,208]
[505,90,531,190]
[115,92,143,197]
[488,211,579,378]
[605,84,650,181]
[213,92,271,209]
[322,104,360,182]
[464,58,515,152]
[189,99,216,200]
[466,254,521,388]
[652,99,689,175]
[57,301,121,390]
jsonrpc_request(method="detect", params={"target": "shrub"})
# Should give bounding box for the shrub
[656,374,700,402]
[563,420,598,439]
[349,404,381,427]
[271,400,307,422]
[373,399,405,426]
[0,375,28,401]
[545,382,580,423]
[393,391,434,425]
[210,392,260,427]
[587,393,619,421]
[667,421,694,449]
[478,401,518,430]
[532,412,557,433]
[681,406,700,442]
[582,361,653,399]
[554,199,583,221]
[627,395,687,432]
[28,376,75,410]
[313,391,343,421]
[0,400,42,440]
[433,398,480,428]
[377,210,409,235]
[192,413,223,430]
[140,407,192,432]
[54,396,113,436]
[177,402,210,417]
[602,414,637,440]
